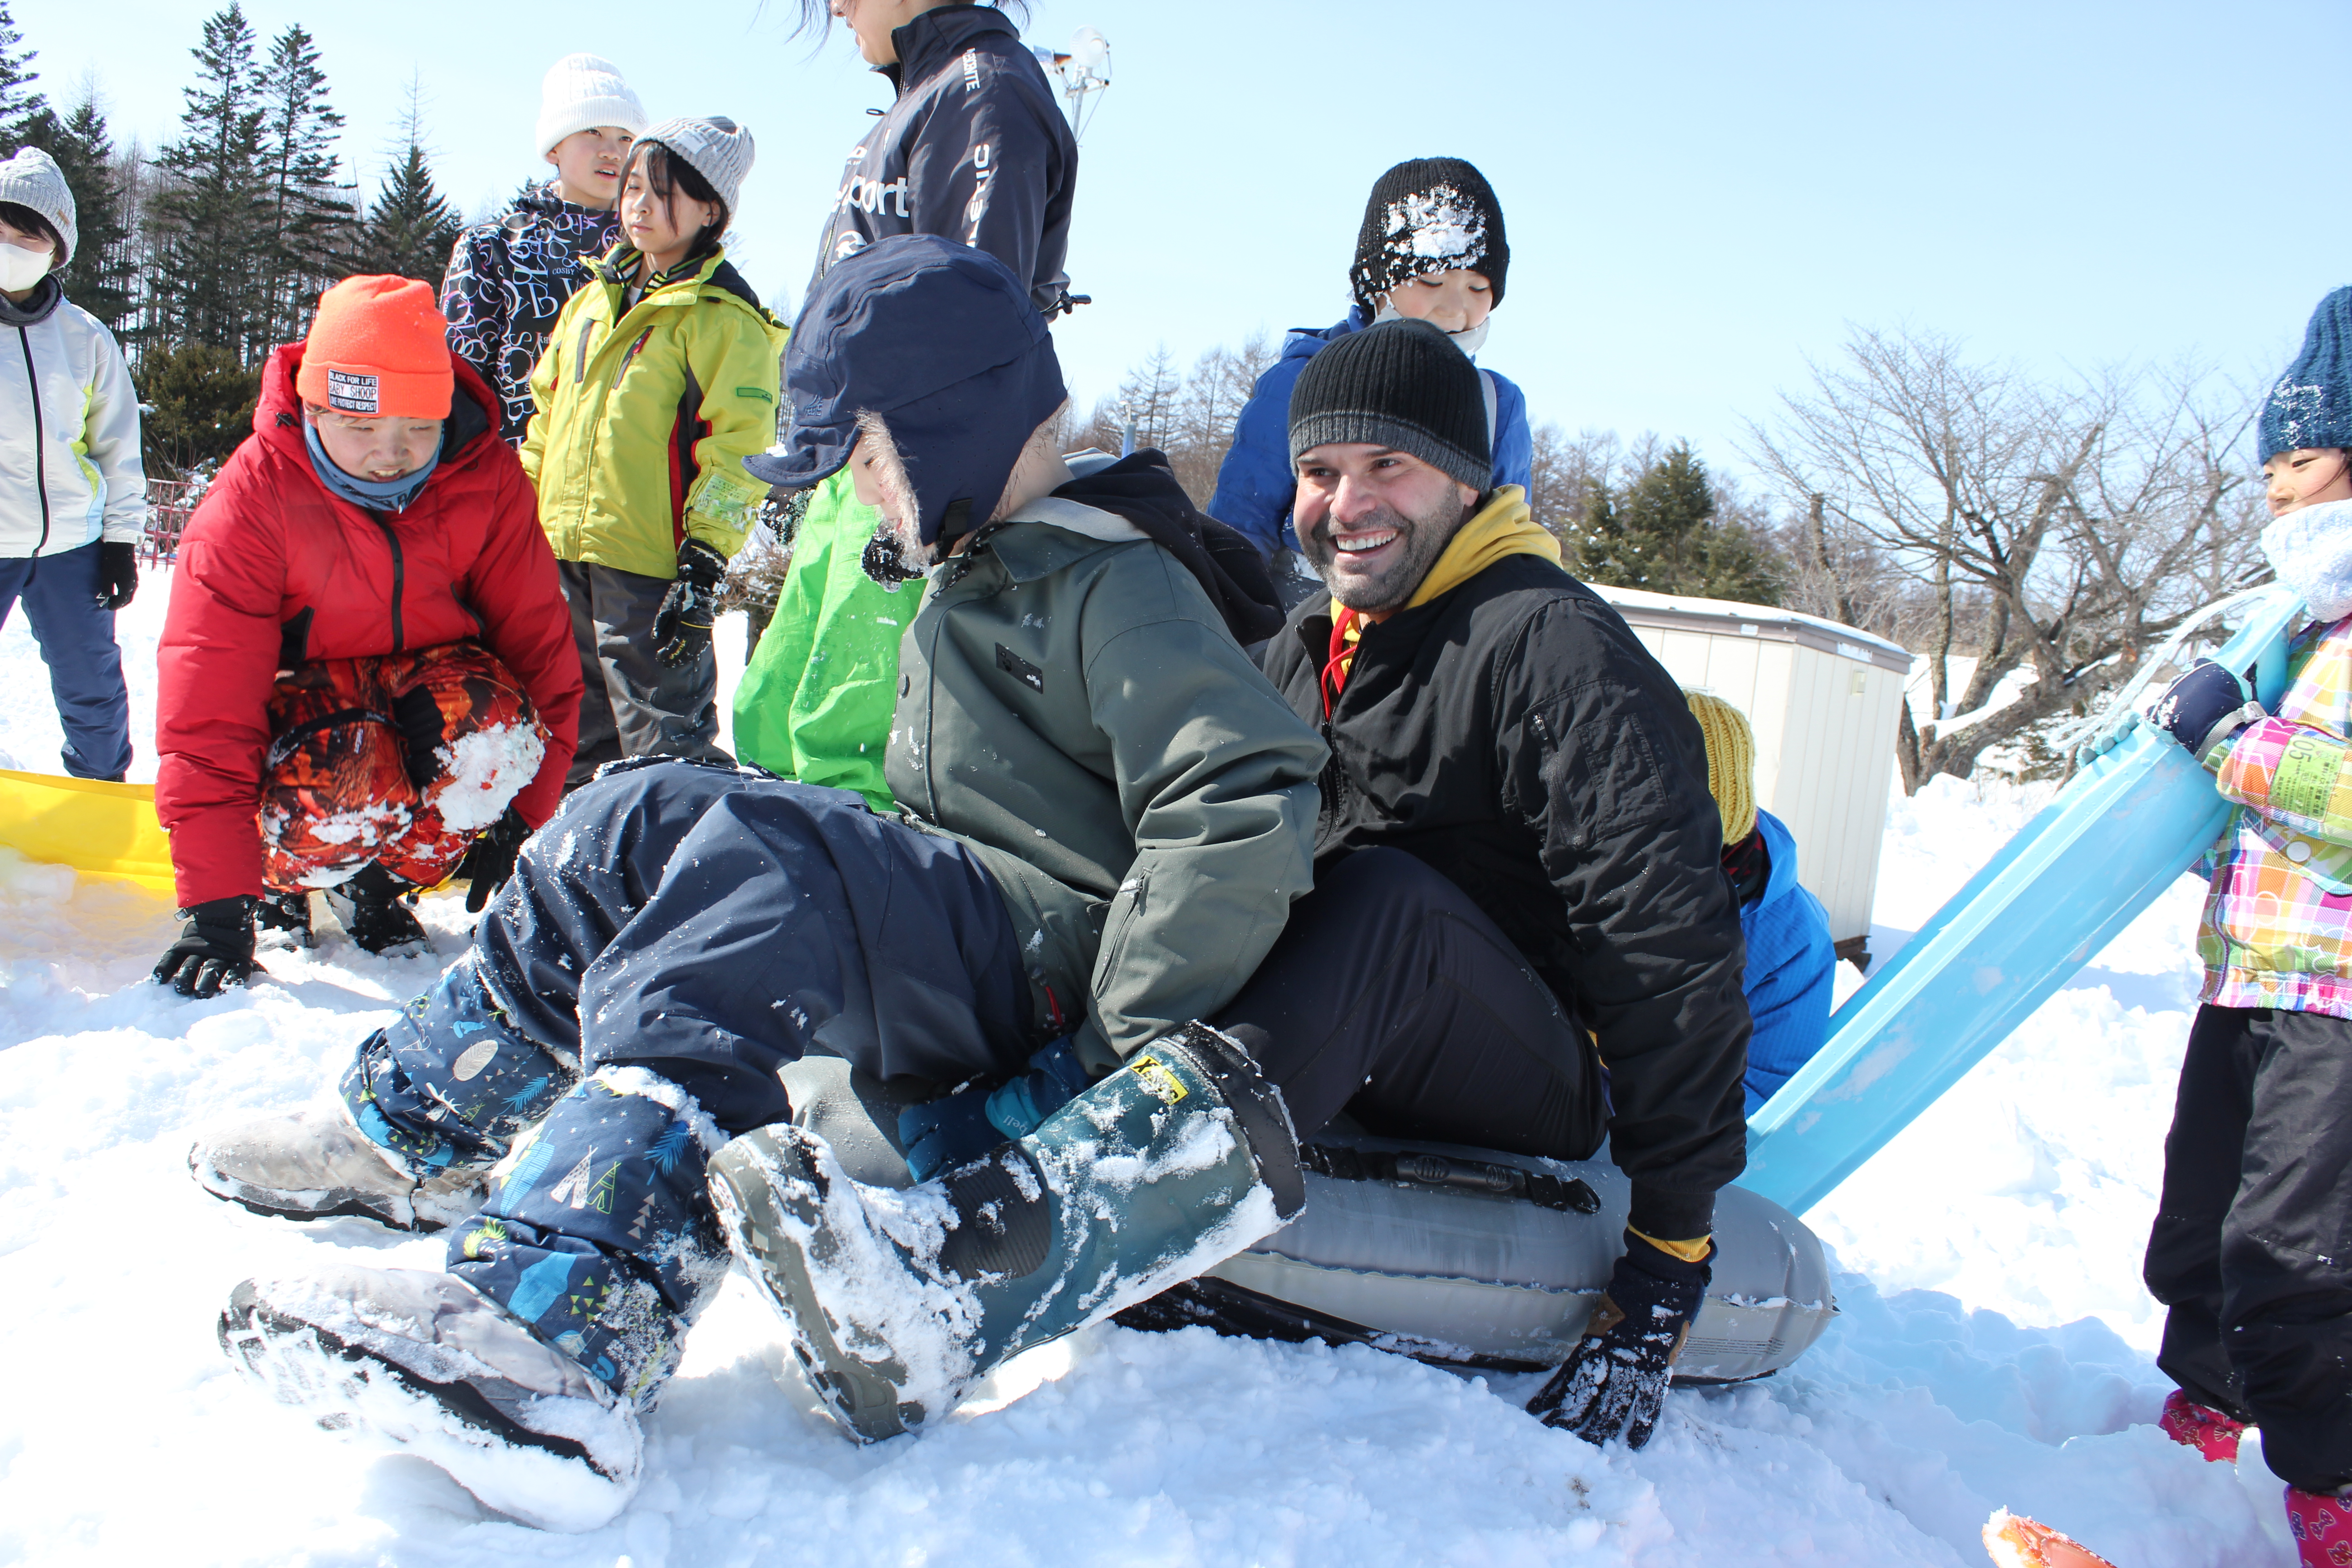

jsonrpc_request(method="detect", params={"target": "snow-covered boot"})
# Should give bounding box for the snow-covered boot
[190,1098,485,1230]
[219,1262,640,1532]
[2288,1487,2352,1567]
[326,863,432,956]
[708,1021,1304,1443]
[1982,1509,2118,1568]
[2158,1387,2245,1463]
[253,890,315,949]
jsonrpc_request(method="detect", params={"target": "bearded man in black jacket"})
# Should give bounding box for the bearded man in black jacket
[1233,316,1754,1451]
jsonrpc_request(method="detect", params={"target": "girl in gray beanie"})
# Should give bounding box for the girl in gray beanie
[0,145,147,782]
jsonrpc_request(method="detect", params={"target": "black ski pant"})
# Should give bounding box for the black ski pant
[1215,847,1609,1167]
[2145,1003,2352,1492]
[558,560,731,788]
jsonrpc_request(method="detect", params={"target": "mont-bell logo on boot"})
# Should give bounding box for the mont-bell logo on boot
[325,368,380,414]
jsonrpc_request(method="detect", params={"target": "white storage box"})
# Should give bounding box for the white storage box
[1589,586,1914,963]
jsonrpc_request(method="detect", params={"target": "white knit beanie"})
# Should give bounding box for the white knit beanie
[638,116,755,221]
[0,147,76,269]
[536,53,647,157]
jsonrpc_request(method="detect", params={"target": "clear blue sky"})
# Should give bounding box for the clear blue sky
[13,0,2346,492]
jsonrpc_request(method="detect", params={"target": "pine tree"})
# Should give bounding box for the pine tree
[253,24,351,348]
[350,84,460,284]
[0,1,40,144]
[151,4,270,355]
[1573,443,1785,605]
[20,94,133,329]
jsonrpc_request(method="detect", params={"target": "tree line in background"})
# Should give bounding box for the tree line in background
[4,5,2274,794]
[0,1,474,473]
[1081,328,2270,794]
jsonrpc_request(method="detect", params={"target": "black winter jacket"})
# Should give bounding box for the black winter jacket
[811,4,1078,315]
[1261,556,1751,1237]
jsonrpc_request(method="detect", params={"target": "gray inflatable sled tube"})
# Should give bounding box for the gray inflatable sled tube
[774,1055,1837,1385]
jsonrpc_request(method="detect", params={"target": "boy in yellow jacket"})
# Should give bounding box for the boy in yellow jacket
[522,116,785,784]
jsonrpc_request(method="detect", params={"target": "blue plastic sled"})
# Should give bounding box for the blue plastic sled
[1742,585,2307,1217]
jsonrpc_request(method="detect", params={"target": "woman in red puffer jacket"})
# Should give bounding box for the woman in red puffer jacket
[152,276,582,995]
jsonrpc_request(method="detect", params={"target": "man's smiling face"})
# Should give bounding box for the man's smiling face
[1293,442,1480,617]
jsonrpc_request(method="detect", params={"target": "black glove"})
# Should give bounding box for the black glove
[1526,1232,1711,1450]
[96,540,138,611]
[451,805,531,914]
[2151,660,2265,761]
[152,895,260,998]
[652,538,730,668]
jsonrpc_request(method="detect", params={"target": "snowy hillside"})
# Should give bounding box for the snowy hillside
[0,569,2293,1566]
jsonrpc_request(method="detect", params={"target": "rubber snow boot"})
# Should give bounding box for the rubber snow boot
[219,1262,640,1532]
[189,1098,487,1230]
[2158,1387,2245,1463]
[2287,1487,2352,1567]
[709,1020,1304,1443]
[253,890,315,949]
[326,863,432,956]
[1982,1509,2118,1567]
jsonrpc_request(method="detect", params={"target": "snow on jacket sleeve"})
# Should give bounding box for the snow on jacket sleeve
[1074,557,1323,1066]
[2212,715,2352,846]
[1499,600,1753,1239]
[904,54,1066,304]
[441,227,509,408]
[154,474,291,906]
[1487,369,1533,498]
[679,307,784,560]
[1207,353,1312,554]
[83,318,147,544]
[460,452,584,828]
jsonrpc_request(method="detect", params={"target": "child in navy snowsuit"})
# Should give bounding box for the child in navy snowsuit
[2140,287,2352,1563]
[1209,158,1531,603]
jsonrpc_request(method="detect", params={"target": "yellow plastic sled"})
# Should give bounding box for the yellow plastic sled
[0,769,174,894]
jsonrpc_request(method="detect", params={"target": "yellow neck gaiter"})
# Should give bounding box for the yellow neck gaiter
[1325,486,1559,691]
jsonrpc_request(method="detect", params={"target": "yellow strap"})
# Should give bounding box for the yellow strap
[1629,1226,1714,1264]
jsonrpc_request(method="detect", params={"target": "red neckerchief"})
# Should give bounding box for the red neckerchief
[1320,605,1363,718]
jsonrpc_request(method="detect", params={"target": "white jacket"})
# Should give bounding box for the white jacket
[0,281,145,559]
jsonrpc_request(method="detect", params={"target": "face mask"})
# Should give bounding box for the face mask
[0,241,53,292]
[1372,302,1490,358]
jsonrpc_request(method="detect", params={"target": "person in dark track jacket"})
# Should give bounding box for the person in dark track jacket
[1255,316,1754,1453]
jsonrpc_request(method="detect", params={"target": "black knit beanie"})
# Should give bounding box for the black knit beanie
[1348,157,1508,318]
[1288,317,1490,491]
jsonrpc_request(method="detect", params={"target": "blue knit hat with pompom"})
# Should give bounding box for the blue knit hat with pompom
[2261,287,2352,462]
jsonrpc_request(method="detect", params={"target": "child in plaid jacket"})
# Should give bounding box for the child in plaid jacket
[2141,288,2352,1564]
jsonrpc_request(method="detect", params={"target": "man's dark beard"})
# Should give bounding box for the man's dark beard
[1301,490,1477,614]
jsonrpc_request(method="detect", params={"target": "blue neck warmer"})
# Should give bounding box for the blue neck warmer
[304,417,441,513]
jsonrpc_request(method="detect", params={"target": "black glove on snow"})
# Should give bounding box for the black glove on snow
[152,895,260,998]
[652,538,730,668]
[451,805,531,914]
[2151,659,2265,761]
[96,540,138,611]
[1526,1231,1711,1450]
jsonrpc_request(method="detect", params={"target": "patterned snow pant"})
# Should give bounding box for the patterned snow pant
[260,642,545,892]
[338,758,1034,1407]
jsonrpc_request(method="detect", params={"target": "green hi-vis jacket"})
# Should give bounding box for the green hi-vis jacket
[521,246,788,580]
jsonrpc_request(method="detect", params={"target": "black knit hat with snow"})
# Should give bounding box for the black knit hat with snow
[1348,157,1508,319]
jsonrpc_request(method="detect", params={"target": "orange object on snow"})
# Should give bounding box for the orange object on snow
[1983,1509,2120,1568]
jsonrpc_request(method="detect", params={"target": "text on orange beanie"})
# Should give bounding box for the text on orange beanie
[296,275,454,419]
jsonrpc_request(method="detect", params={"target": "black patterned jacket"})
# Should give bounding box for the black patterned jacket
[441,184,623,446]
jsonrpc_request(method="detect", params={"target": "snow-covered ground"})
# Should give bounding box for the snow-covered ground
[0,569,2294,1565]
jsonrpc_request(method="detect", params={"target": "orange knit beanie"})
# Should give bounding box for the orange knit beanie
[296,275,453,419]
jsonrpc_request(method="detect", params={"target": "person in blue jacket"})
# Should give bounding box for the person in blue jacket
[1210,157,1530,602]
[1687,692,1837,1112]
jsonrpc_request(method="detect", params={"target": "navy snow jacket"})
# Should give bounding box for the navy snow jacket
[810,4,1078,315]
[1209,305,1533,554]
[1739,808,1838,1114]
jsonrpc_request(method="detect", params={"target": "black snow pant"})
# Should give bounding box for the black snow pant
[2145,1003,2352,1492]
[1215,847,1609,1168]
[344,759,1034,1405]
[558,559,732,789]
